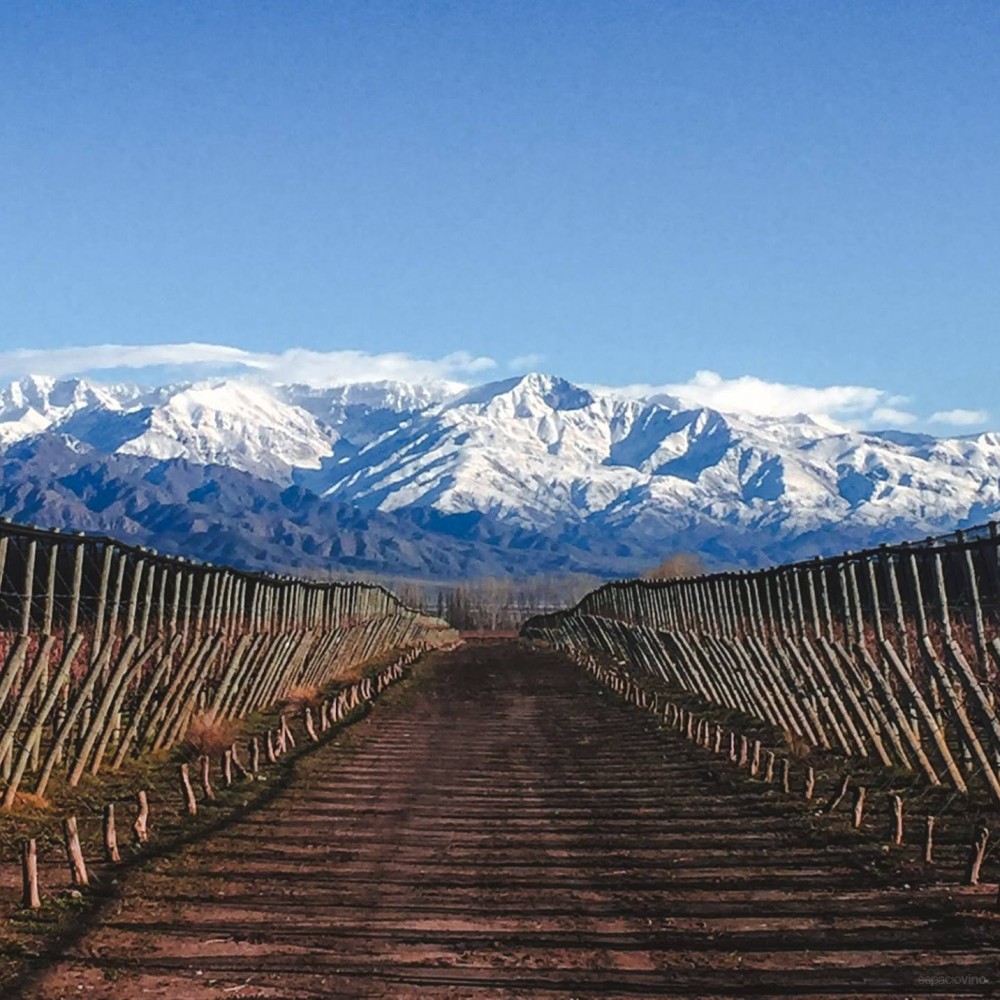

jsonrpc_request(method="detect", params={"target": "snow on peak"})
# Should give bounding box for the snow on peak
[114,379,333,480]
[0,374,136,446]
[447,373,594,414]
[285,378,458,417]
[0,370,997,556]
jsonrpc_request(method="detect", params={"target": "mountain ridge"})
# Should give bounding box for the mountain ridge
[0,370,997,577]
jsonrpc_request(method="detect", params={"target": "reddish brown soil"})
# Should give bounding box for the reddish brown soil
[14,641,1000,998]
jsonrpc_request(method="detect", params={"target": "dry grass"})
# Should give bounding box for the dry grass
[642,553,705,581]
[781,729,813,761]
[284,684,320,709]
[183,712,242,757]
[5,790,51,813]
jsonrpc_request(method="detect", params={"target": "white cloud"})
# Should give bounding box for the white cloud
[0,343,497,388]
[508,352,545,371]
[870,406,919,427]
[593,370,911,426]
[929,408,990,426]
[666,370,886,418]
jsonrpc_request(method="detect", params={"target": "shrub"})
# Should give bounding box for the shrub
[184,712,241,757]
[642,553,705,580]
[284,684,320,709]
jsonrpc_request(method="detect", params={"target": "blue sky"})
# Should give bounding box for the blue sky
[0,1,998,430]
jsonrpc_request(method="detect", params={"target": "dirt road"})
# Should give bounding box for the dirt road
[17,641,1000,998]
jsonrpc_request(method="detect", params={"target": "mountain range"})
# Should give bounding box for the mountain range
[0,371,997,578]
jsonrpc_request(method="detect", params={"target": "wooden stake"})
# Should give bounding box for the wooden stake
[827,774,850,813]
[21,838,41,909]
[890,794,904,846]
[713,725,723,754]
[763,751,775,783]
[319,700,330,732]
[230,742,250,780]
[923,815,935,863]
[738,735,749,767]
[749,740,761,777]
[852,786,866,829]
[266,730,278,764]
[179,764,197,816]
[132,790,149,845]
[804,766,815,800]
[199,754,216,801]
[223,749,234,787]
[780,758,791,794]
[103,803,120,863]
[304,706,318,743]
[250,736,260,774]
[965,825,990,885]
[728,732,737,762]
[281,714,296,749]
[63,816,88,887]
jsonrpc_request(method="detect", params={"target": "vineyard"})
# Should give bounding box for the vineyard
[5,518,1000,995]
[523,523,1000,803]
[0,519,453,809]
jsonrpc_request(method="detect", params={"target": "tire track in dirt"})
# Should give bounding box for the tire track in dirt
[18,641,1000,998]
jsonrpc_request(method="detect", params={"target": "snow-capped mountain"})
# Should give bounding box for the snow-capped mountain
[316,373,1000,540]
[0,375,141,445]
[0,370,998,575]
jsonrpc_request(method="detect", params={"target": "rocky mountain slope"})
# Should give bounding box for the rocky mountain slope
[0,372,997,576]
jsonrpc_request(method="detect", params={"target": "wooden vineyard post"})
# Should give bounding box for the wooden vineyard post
[923,816,935,863]
[780,758,791,794]
[713,725,723,754]
[21,839,41,909]
[223,749,234,787]
[852,786,866,829]
[250,737,261,775]
[179,764,197,816]
[738,736,749,767]
[230,743,250,780]
[965,826,990,886]
[63,816,89,887]
[827,774,850,813]
[281,714,295,750]
[103,804,120,863]
[764,751,775,784]
[804,766,815,800]
[199,755,216,801]
[304,706,318,743]
[266,730,278,764]
[749,740,761,778]
[890,794,904,846]
[133,791,150,845]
